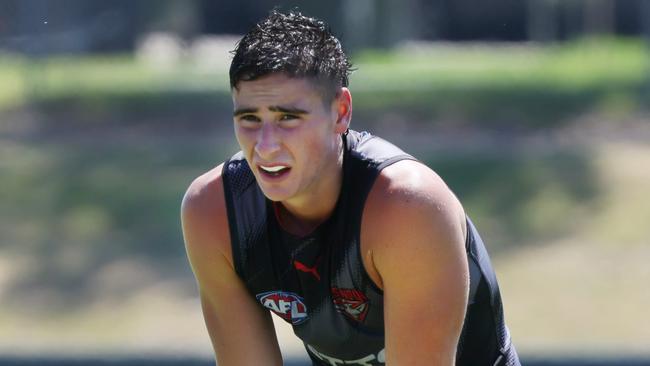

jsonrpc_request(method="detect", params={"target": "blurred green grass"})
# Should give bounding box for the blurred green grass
[352,37,650,126]
[1,37,648,126]
[429,150,598,248]
[0,137,231,309]
[354,38,648,91]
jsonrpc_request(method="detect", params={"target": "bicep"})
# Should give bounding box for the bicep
[380,221,469,365]
[364,166,469,365]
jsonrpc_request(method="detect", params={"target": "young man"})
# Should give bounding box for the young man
[181,10,520,366]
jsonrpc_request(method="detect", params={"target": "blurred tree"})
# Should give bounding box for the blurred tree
[527,0,559,41]
[197,0,344,41]
[342,0,378,51]
[1,0,647,54]
[583,0,615,35]
[384,0,422,46]
[154,0,201,40]
[341,0,421,49]
[642,0,650,42]
[560,0,582,40]
[440,0,526,41]
[419,1,446,40]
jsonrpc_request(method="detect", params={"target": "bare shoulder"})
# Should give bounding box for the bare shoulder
[181,163,233,267]
[364,159,467,237]
[181,163,227,228]
[360,159,467,288]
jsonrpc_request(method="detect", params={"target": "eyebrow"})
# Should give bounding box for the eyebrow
[269,106,309,115]
[233,106,309,117]
[233,107,257,117]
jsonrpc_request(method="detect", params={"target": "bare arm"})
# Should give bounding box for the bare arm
[181,165,283,365]
[362,160,469,365]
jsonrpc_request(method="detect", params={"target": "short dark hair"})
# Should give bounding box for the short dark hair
[229,10,353,101]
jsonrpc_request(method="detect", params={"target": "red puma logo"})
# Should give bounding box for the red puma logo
[293,258,321,281]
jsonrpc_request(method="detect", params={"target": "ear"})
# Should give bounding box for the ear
[333,87,352,134]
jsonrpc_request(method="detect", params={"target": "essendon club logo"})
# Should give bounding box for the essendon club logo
[331,287,370,323]
[256,291,308,325]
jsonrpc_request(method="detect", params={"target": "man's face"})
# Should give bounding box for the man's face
[232,73,349,204]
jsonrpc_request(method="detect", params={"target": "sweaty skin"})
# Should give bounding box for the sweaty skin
[362,159,469,365]
[182,74,469,365]
[232,73,351,235]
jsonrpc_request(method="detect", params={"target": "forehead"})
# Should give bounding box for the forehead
[232,74,324,107]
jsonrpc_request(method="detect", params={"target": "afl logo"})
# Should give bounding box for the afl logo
[256,291,308,325]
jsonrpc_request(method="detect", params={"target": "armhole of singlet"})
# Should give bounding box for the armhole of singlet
[466,218,512,354]
[221,160,246,279]
[356,154,418,296]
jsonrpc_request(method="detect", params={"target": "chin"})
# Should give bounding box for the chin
[258,186,293,203]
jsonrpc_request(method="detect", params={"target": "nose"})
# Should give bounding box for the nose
[254,122,281,159]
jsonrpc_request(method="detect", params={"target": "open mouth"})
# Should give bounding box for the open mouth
[259,165,291,178]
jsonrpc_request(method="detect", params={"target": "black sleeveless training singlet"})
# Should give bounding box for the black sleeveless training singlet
[222,130,521,366]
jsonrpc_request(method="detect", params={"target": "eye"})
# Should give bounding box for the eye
[278,114,301,128]
[240,114,261,122]
[236,114,262,129]
[279,114,299,121]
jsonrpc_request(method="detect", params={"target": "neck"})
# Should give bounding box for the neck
[276,138,345,236]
